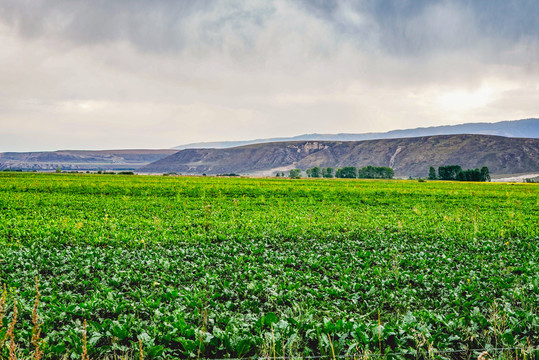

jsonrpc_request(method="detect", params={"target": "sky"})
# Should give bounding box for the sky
[0,0,538,151]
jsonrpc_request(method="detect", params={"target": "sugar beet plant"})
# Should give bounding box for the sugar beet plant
[0,173,538,359]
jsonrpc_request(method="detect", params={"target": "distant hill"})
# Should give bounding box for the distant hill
[174,118,539,149]
[0,149,177,171]
[141,134,539,177]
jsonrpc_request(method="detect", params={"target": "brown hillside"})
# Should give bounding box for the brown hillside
[139,135,539,177]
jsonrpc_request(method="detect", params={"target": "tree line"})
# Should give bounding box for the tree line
[276,164,491,181]
[277,166,394,179]
[428,165,491,182]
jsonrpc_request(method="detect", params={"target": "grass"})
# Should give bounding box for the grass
[0,172,538,359]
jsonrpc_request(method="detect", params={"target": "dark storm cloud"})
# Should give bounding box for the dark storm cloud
[0,0,537,59]
[299,0,539,59]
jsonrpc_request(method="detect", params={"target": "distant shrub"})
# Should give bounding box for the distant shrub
[428,166,437,180]
[118,171,135,175]
[438,165,462,180]
[335,167,357,179]
[436,165,490,182]
[480,167,491,182]
[322,167,334,178]
[357,166,394,179]
[289,169,302,179]
[306,167,321,178]
[456,169,482,182]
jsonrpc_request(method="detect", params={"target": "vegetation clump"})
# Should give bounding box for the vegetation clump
[305,166,394,179]
[305,167,334,178]
[335,166,357,178]
[431,165,491,181]
[321,167,334,178]
[288,168,302,179]
[357,166,394,179]
[305,166,321,178]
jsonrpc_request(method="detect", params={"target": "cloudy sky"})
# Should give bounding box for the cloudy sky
[0,0,538,151]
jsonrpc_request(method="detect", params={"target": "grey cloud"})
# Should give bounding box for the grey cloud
[0,0,206,51]
[469,0,539,40]
[1,0,538,61]
[0,0,273,54]
[300,0,539,61]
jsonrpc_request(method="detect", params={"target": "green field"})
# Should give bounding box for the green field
[0,173,538,359]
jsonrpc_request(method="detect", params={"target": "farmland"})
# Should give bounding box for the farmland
[0,172,538,359]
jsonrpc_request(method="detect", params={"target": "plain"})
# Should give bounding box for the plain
[0,173,538,359]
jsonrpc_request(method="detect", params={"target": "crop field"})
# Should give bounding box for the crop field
[0,172,538,359]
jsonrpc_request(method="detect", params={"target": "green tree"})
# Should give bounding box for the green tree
[335,167,357,178]
[456,169,478,181]
[357,166,394,179]
[55,166,62,173]
[438,165,462,180]
[289,169,302,179]
[322,167,333,178]
[480,166,491,182]
[472,168,481,181]
[428,166,437,180]
[306,168,312,178]
[310,166,321,178]
[379,167,394,179]
[447,166,490,182]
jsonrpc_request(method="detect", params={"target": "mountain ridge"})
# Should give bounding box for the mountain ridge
[142,134,539,177]
[2,119,538,175]
[174,118,539,149]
